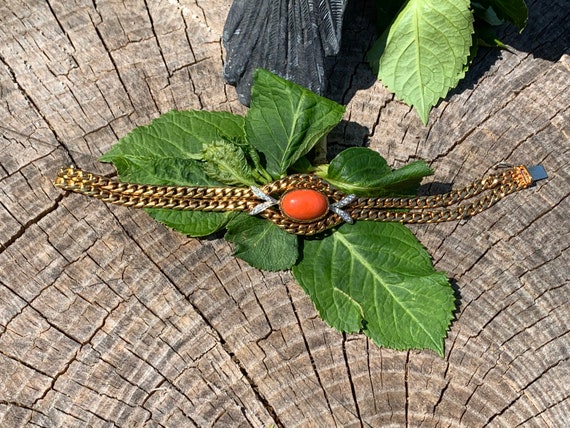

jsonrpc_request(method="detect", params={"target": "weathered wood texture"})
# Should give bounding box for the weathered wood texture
[1,0,568,426]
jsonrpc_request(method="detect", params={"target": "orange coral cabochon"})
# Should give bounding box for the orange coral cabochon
[280,189,329,222]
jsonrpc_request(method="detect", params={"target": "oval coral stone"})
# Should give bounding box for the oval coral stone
[280,189,329,222]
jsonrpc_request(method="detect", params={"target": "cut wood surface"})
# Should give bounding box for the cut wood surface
[1,0,568,426]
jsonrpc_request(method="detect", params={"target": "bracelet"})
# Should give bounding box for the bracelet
[54,164,547,236]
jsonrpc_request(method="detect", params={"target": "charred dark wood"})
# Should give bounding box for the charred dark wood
[223,0,348,104]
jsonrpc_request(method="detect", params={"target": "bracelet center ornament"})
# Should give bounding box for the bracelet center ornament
[280,189,329,222]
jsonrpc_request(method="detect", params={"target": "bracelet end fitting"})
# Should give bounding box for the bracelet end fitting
[526,165,548,182]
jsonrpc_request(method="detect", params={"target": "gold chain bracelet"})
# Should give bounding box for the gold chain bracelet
[53,164,547,236]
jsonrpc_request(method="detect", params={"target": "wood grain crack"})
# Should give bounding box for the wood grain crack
[103,209,284,427]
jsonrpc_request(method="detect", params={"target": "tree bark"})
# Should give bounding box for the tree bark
[1,0,568,426]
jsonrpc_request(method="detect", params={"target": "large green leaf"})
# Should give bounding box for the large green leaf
[321,147,433,196]
[368,0,474,124]
[293,222,455,355]
[225,214,298,271]
[100,110,246,164]
[99,110,246,236]
[245,69,345,178]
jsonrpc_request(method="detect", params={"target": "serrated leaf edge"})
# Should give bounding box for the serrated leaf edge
[333,230,447,353]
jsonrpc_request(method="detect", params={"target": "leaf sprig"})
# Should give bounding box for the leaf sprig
[369,0,528,123]
[100,69,455,355]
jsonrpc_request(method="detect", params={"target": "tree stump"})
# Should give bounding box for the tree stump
[1,0,568,426]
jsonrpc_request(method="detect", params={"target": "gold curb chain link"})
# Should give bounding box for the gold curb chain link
[54,167,258,212]
[349,166,533,224]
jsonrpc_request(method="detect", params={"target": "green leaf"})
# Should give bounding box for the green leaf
[236,138,273,184]
[99,110,246,237]
[324,147,390,193]
[474,0,528,31]
[225,214,298,271]
[293,222,455,355]
[201,140,257,186]
[109,156,215,186]
[289,156,315,174]
[374,161,434,195]
[245,69,345,178]
[147,209,234,237]
[100,110,246,164]
[320,147,433,196]
[368,0,474,124]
